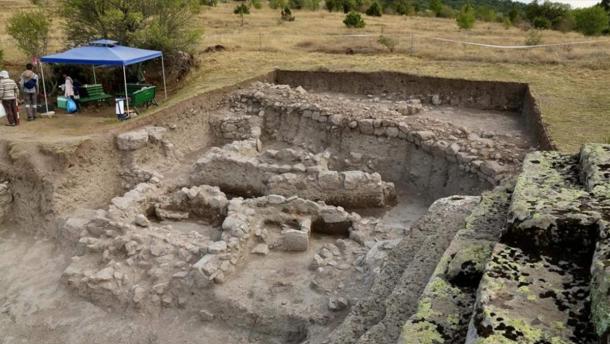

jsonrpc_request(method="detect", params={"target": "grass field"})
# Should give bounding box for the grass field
[0,1,609,151]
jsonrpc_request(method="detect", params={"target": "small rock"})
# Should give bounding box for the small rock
[431,94,442,106]
[208,241,227,254]
[251,243,270,255]
[135,214,150,227]
[199,309,215,321]
[328,297,349,311]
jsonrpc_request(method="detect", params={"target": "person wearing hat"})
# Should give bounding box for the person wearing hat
[0,70,19,126]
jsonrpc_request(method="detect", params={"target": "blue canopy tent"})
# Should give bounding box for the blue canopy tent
[39,39,167,115]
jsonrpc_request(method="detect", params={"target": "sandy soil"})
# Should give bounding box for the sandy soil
[0,227,272,344]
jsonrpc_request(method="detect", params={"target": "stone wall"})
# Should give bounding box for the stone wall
[274,70,526,111]
[231,83,532,200]
[274,70,555,151]
[191,139,396,208]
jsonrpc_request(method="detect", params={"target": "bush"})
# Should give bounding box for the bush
[525,29,542,45]
[378,35,397,52]
[429,0,442,16]
[343,11,365,28]
[437,4,455,18]
[574,6,609,36]
[303,0,321,10]
[456,4,475,30]
[289,0,303,8]
[281,6,296,20]
[342,0,357,13]
[366,2,382,16]
[59,0,201,58]
[201,0,218,6]
[234,3,250,25]
[502,17,512,29]
[395,0,415,15]
[477,5,496,22]
[555,12,576,33]
[532,16,551,29]
[269,0,287,9]
[6,9,50,58]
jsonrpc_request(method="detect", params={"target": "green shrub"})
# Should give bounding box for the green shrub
[59,0,201,57]
[378,35,397,52]
[532,16,551,29]
[281,6,296,20]
[395,0,415,15]
[342,0,357,13]
[269,0,287,9]
[343,11,365,28]
[456,4,475,30]
[234,3,250,25]
[303,0,320,10]
[429,0,442,16]
[574,6,609,36]
[525,29,542,45]
[437,4,455,18]
[6,9,50,58]
[502,17,512,29]
[201,0,218,6]
[366,2,382,16]
[555,12,576,33]
[289,0,303,8]
[477,5,496,22]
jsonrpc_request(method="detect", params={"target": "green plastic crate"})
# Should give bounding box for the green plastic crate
[57,96,67,110]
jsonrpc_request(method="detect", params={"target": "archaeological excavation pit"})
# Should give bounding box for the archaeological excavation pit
[0,70,607,344]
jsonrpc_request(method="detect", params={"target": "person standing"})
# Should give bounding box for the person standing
[0,70,19,126]
[20,63,39,121]
[63,73,80,113]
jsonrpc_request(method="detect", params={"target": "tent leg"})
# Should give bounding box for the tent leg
[123,65,129,116]
[161,55,167,100]
[39,62,49,114]
[92,65,97,84]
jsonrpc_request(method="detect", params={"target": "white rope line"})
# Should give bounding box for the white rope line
[204,32,608,49]
[429,37,606,49]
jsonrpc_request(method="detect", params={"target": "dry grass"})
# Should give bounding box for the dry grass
[0,1,609,151]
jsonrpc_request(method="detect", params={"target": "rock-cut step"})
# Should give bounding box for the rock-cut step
[466,243,595,344]
[465,148,610,344]
[398,183,513,344]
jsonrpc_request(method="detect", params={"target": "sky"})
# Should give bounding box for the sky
[515,0,600,8]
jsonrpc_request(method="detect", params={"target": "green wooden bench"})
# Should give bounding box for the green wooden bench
[129,86,158,113]
[79,84,113,105]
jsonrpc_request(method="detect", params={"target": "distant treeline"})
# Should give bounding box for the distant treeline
[315,0,610,35]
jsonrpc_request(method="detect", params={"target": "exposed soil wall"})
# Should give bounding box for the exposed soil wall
[522,86,558,150]
[275,70,526,111]
[0,138,122,236]
[274,70,556,151]
[0,73,277,237]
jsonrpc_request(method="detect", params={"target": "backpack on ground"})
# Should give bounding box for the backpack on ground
[23,78,36,90]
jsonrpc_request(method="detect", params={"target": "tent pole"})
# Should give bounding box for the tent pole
[39,61,49,114]
[123,65,129,116]
[92,65,97,84]
[161,55,167,100]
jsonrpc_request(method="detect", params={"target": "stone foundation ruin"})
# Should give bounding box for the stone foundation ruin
[0,70,606,344]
